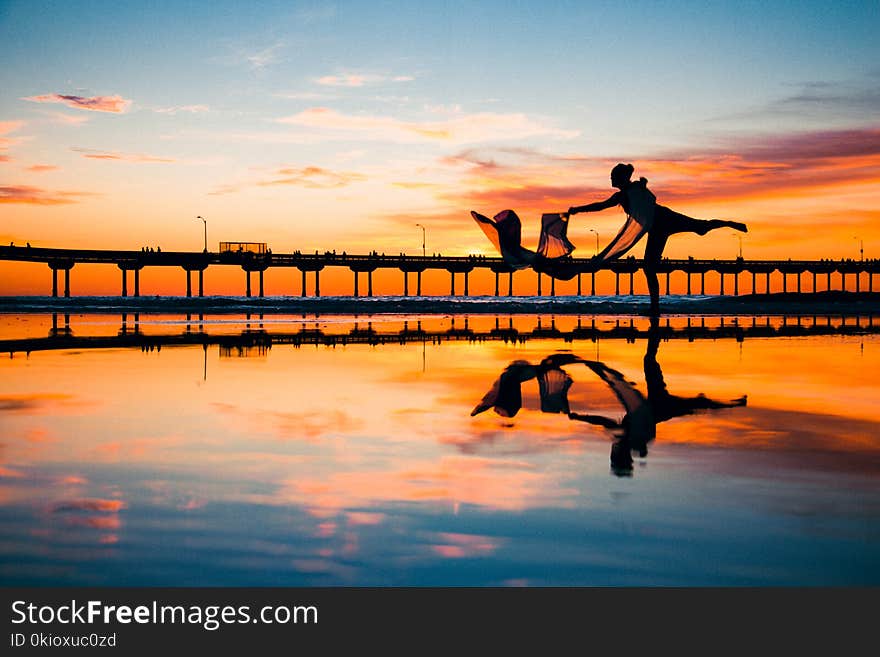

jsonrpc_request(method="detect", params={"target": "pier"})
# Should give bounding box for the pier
[1,244,878,298]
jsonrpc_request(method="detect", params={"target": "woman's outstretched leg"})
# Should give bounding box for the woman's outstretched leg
[656,206,747,236]
[694,219,748,235]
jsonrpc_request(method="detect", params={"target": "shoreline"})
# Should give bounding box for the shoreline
[0,291,878,316]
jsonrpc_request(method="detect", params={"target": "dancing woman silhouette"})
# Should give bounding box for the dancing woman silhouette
[568,163,748,314]
[472,163,748,313]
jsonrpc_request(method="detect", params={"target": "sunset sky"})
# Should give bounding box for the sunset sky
[1,1,878,294]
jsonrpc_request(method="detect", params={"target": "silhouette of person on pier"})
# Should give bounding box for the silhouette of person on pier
[568,163,748,314]
[471,323,747,476]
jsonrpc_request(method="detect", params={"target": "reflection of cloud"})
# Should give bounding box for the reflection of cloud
[430,532,499,559]
[212,403,364,440]
[276,455,569,514]
[51,498,126,513]
[23,93,131,113]
[0,465,25,479]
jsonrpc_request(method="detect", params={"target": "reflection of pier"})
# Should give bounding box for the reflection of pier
[2,244,878,298]
[2,314,878,355]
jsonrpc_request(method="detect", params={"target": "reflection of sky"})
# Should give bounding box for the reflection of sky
[0,314,878,585]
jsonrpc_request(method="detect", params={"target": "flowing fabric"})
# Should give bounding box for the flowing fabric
[536,213,576,259]
[471,209,575,267]
[595,182,656,262]
[471,210,535,269]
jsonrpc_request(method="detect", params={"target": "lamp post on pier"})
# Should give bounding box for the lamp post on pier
[588,229,599,256]
[416,223,426,257]
[196,216,207,252]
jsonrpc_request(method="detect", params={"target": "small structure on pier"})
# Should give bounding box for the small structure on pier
[219,242,268,254]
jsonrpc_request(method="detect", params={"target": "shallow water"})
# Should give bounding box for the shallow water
[1,313,878,586]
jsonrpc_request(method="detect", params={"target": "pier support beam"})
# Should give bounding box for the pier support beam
[720,273,725,296]
[417,271,422,296]
[686,272,691,295]
[615,272,620,296]
[734,273,739,296]
[797,272,801,294]
[464,271,469,297]
[576,273,581,296]
[450,272,455,296]
[812,272,817,292]
[198,269,203,297]
[550,276,555,297]
[591,271,596,296]
[495,272,500,296]
[353,272,359,297]
[508,272,513,296]
[368,271,373,297]
[766,272,771,294]
[315,270,320,297]
[628,271,634,295]
[665,272,670,296]
[404,271,409,296]
[187,270,192,298]
[259,270,264,298]
[301,270,307,297]
[245,271,251,298]
[752,271,756,294]
[122,269,128,297]
[782,272,787,293]
[135,269,140,297]
[700,272,705,295]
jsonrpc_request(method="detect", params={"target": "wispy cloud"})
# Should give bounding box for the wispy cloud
[26,164,59,173]
[23,93,131,113]
[42,111,90,126]
[277,107,578,144]
[71,147,175,163]
[256,165,366,188]
[154,104,210,115]
[315,72,414,87]
[244,42,284,70]
[211,164,365,195]
[0,120,26,152]
[0,185,96,205]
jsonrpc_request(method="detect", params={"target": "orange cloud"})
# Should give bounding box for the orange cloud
[0,185,95,205]
[71,147,175,163]
[0,120,25,152]
[256,166,366,189]
[23,93,131,113]
[26,164,59,173]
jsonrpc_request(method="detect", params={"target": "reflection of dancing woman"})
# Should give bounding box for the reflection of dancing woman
[568,163,747,314]
[471,327,746,477]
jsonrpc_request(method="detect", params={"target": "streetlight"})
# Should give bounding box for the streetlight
[196,216,207,252]
[588,229,599,256]
[854,236,863,261]
[733,233,743,258]
[415,223,426,257]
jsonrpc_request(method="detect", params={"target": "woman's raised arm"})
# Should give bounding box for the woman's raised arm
[568,192,620,216]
